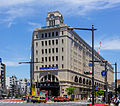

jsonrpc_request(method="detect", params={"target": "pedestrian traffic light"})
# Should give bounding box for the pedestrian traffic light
[84,71,92,75]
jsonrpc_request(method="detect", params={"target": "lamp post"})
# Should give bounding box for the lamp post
[68,25,97,105]
[18,61,43,95]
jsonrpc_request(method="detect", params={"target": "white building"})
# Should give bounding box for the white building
[18,78,30,95]
[6,76,18,97]
[31,11,114,99]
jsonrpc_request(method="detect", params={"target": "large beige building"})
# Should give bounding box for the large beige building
[31,11,114,99]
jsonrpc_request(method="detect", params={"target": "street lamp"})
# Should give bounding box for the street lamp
[18,61,43,95]
[68,25,97,105]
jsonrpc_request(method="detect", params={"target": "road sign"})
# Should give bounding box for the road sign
[88,63,92,67]
[0,58,2,63]
[27,82,30,86]
[101,70,106,77]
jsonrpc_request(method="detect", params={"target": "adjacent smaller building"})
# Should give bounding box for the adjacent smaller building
[6,76,30,97]
[0,58,6,97]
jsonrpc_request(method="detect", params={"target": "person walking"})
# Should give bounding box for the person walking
[114,97,119,106]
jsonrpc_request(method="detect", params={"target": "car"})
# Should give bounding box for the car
[31,96,47,103]
[53,96,69,102]
[96,96,103,102]
[31,96,37,103]
[21,96,26,100]
[87,96,96,102]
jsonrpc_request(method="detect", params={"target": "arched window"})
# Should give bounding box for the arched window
[86,79,89,85]
[89,80,91,85]
[83,78,85,84]
[79,77,82,83]
[74,76,78,82]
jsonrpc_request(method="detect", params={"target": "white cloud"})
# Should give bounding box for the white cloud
[95,36,120,50]
[7,22,15,28]
[4,61,19,67]
[28,22,41,27]
[0,0,120,25]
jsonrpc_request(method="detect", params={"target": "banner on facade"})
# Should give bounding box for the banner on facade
[32,84,36,96]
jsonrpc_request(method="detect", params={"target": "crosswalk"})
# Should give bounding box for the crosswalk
[0,101,26,104]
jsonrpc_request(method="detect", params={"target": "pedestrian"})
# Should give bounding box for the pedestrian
[114,97,119,106]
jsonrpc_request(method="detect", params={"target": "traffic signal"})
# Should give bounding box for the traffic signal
[84,71,92,75]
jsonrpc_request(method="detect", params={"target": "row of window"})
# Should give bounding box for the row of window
[36,64,64,70]
[41,56,64,62]
[36,31,64,39]
[74,76,103,87]
[39,48,64,54]
[40,39,64,46]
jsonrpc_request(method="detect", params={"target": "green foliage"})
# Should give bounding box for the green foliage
[95,90,104,97]
[65,88,75,96]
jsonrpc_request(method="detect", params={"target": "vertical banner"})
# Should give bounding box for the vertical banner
[32,84,36,96]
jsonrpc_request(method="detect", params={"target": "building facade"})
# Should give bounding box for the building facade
[0,58,6,97]
[6,76,18,97]
[31,11,114,99]
[18,78,30,95]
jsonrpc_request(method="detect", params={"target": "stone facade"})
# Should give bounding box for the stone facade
[31,11,114,99]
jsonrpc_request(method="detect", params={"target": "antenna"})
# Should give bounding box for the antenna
[98,41,101,54]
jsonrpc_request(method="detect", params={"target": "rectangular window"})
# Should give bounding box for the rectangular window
[62,56,64,61]
[52,32,54,37]
[36,34,38,39]
[49,40,51,45]
[56,64,58,67]
[45,33,47,37]
[56,32,58,36]
[45,57,47,62]
[49,32,51,37]
[49,49,51,53]
[36,50,38,55]
[56,39,58,45]
[52,56,54,61]
[56,48,58,53]
[36,66,38,70]
[42,49,44,54]
[52,48,54,53]
[45,49,47,54]
[42,41,44,46]
[36,42,38,47]
[49,57,51,61]
[36,58,38,62]
[42,34,44,38]
[62,39,64,43]
[42,57,44,62]
[62,31,64,35]
[62,64,64,68]
[45,41,47,46]
[56,56,58,61]
[62,48,64,52]
[52,40,54,45]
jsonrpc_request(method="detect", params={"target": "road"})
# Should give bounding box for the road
[0,101,88,106]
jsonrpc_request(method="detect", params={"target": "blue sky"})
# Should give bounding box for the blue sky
[0,0,120,80]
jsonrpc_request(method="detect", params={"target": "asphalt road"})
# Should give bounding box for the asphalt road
[0,101,88,106]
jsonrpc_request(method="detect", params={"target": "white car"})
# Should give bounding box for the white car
[96,96,103,102]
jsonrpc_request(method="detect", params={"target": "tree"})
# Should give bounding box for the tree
[65,88,75,96]
[95,90,104,97]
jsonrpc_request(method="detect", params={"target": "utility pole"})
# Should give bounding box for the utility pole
[104,61,108,103]
[115,63,117,99]
[92,25,95,105]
